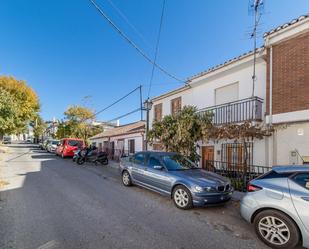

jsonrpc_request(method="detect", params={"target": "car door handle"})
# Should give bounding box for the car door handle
[301,197,309,202]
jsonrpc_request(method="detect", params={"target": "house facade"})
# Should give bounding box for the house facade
[148,14,309,168]
[264,14,309,166]
[149,49,267,168]
[89,121,145,160]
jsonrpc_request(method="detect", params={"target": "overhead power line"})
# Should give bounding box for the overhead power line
[107,108,141,122]
[89,0,185,83]
[92,86,140,118]
[78,86,140,123]
[147,0,166,99]
[104,0,153,51]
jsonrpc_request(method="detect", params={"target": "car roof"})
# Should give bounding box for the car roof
[64,138,83,141]
[138,151,178,156]
[273,165,309,173]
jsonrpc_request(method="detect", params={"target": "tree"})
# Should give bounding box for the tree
[148,106,213,162]
[0,88,19,139]
[59,105,103,141]
[30,115,47,142]
[0,76,40,138]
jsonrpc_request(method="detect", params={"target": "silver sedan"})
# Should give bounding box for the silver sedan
[241,166,309,249]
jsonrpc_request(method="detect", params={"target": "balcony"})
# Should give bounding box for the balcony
[199,97,263,125]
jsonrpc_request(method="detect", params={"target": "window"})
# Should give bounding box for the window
[292,173,309,190]
[133,153,145,165]
[148,156,162,168]
[154,103,163,121]
[215,82,239,105]
[128,139,135,154]
[171,97,181,116]
[68,140,83,147]
[162,154,197,171]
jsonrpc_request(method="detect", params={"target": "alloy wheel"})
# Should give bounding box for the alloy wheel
[122,171,131,186]
[174,189,189,208]
[258,216,290,246]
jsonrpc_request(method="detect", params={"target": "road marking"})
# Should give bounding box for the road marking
[36,240,58,249]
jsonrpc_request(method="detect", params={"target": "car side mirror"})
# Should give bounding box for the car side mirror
[153,165,164,170]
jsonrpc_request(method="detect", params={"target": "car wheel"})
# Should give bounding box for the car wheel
[122,171,132,186]
[172,185,193,210]
[254,210,300,249]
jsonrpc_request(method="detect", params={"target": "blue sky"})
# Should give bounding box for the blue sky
[1,0,309,124]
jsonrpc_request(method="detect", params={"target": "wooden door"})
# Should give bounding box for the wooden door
[202,146,214,169]
[227,144,243,171]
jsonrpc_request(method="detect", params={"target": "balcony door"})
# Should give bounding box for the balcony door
[202,146,214,170]
[215,82,239,105]
[215,83,239,124]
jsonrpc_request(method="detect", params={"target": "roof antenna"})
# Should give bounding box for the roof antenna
[248,0,265,97]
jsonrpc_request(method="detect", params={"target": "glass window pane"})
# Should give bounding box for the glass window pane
[148,156,161,168]
[293,173,309,190]
[134,153,145,165]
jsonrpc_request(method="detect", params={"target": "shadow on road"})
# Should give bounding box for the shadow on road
[31,154,57,160]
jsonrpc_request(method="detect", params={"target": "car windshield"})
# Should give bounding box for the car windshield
[162,154,198,171]
[51,140,59,145]
[68,140,83,147]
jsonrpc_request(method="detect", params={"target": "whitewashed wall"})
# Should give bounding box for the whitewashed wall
[91,133,144,153]
[273,123,309,165]
[149,56,266,128]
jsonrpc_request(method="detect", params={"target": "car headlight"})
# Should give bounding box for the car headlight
[194,186,203,192]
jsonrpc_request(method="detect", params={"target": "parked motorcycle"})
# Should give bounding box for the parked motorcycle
[76,146,108,166]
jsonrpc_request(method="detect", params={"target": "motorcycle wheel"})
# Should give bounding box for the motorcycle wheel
[101,158,108,165]
[77,158,85,165]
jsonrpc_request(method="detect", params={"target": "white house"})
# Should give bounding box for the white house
[149,48,267,169]
[148,14,309,168]
[89,121,145,160]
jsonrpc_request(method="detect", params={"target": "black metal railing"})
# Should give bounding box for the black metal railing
[199,97,263,125]
[205,160,271,191]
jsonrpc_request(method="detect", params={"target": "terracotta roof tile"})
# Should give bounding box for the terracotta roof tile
[89,121,145,140]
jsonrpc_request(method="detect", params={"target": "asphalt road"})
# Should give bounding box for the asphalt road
[0,143,269,249]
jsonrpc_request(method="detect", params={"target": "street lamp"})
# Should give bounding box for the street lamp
[143,99,153,151]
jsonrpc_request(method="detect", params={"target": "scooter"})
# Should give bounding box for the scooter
[76,146,108,166]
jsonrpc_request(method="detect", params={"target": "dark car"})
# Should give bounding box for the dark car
[120,151,233,209]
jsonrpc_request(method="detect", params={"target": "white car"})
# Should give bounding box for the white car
[241,166,309,249]
[46,140,60,153]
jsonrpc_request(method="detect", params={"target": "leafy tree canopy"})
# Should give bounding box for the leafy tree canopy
[30,115,47,139]
[148,106,213,162]
[0,76,40,137]
[57,105,103,142]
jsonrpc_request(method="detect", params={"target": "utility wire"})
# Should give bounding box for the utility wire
[147,0,166,99]
[104,0,153,51]
[107,108,141,122]
[79,86,140,123]
[92,86,140,118]
[89,0,184,83]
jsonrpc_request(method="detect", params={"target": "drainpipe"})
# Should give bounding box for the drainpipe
[269,46,273,125]
[269,45,276,166]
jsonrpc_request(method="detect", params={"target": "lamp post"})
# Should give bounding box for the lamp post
[143,99,153,151]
